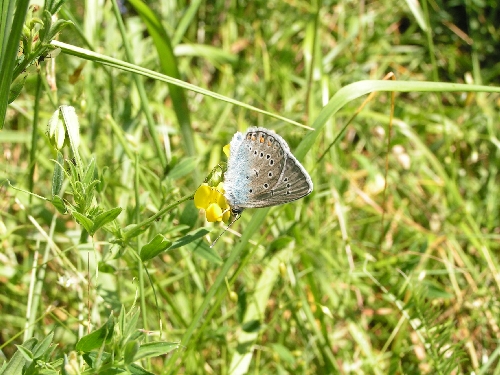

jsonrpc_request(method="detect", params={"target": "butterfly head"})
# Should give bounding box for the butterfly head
[230,206,244,219]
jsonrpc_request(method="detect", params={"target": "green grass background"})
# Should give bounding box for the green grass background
[1,0,500,374]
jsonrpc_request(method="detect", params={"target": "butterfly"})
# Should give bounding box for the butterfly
[224,127,313,217]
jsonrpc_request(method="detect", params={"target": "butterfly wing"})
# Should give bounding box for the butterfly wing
[224,128,312,210]
[253,151,313,206]
[224,128,286,209]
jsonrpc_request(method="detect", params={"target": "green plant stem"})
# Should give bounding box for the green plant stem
[134,152,148,335]
[24,215,57,340]
[122,194,195,241]
[421,0,439,83]
[128,0,197,170]
[28,74,42,200]
[0,0,29,128]
[164,208,269,374]
[12,44,51,78]
[50,40,313,130]
[304,2,319,117]
[111,0,166,170]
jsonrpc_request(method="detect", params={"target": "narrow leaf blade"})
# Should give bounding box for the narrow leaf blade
[168,228,210,251]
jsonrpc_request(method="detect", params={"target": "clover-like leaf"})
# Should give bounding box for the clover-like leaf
[140,234,172,262]
[75,315,114,352]
[72,211,94,234]
[91,207,122,234]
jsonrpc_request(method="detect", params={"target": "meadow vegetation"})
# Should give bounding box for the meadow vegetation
[1,0,500,374]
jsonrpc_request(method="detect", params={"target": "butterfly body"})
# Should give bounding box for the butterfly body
[224,127,313,215]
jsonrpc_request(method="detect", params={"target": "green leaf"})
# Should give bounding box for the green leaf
[168,228,210,251]
[45,0,66,14]
[128,0,196,159]
[72,211,94,234]
[127,363,155,375]
[423,283,454,299]
[51,195,67,214]
[60,105,81,169]
[270,343,295,365]
[61,353,69,375]
[91,207,122,234]
[189,240,222,265]
[0,338,37,375]
[83,180,101,211]
[118,306,126,337]
[39,10,52,43]
[98,262,116,273]
[179,199,199,230]
[0,0,30,130]
[46,109,66,150]
[81,351,111,369]
[123,340,139,364]
[241,319,262,333]
[8,73,27,103]
[122,224,148,240]
[75,315,114,352]
[122,308,141,341]
[14,344,33,363]
[32,331,54,359]
[237,287,247,324]
[268,236,294,253]
[46,19,72,41]
[67,158,79,182]
[82,157,96,185]
[174,44,238,65]
[166,156,198,180]
[140,234,172,262]
[134,342,179,361]
[52,151,64,196]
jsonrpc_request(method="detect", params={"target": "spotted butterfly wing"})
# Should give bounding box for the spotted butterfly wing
[224,128,313,214]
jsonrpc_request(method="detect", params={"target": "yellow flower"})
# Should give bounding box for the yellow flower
[206,203,223,222]
[194,183,230,223]
[194,144,232,223]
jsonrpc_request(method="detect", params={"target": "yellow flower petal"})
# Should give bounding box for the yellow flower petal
[223,144,230,158]
[196,180,231,223]
[222,209,231,223]
[206,203,223,222]
[194,184,212,209]
[217,191,229,210]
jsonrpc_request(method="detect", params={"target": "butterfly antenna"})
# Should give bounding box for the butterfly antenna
[210,213,240,248]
